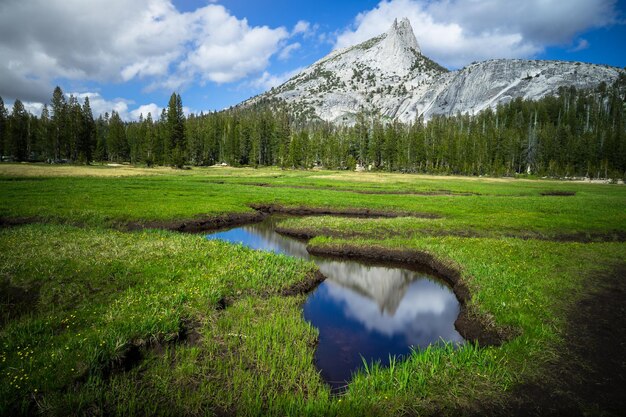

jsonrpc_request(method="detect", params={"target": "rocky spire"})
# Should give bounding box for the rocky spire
[383,17,420,54]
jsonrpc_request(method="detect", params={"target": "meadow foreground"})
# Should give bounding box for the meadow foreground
[1,164,625,416]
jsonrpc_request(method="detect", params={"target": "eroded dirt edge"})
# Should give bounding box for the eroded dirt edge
[249,203,441,219]
[277,224,626,243]
[472,263,626,416]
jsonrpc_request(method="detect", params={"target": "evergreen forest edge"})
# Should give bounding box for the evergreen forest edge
[1,73,625,179]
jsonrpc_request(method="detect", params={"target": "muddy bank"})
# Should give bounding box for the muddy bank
[540,190,576,196]
[546,230,626,243]
[101,318,202,380]
[0,279,41,327]
[277,224,626,244]
[281,270,326,297]
[124,211,266,233]
[243,182,478,196]
[275,226,345,241]
[213,271,325,311]
[558,263,626,414]
[250,203,441,219]
[475,263,626,416]
[0,216,45,228]
[306,243,514,346]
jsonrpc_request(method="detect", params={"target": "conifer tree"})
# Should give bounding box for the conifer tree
[143,113,156,166]
[50,86,66,161]
[166,92,185,167]
[39,104,52,161]
[67,95,81,160]
[94,114,108,162]
[79,97,96,163]
[0,97,7,158]
[9,99,29,161]
[107,111,127,162]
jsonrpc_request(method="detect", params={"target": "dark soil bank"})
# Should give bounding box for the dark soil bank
[250,203,441,219]
[477,263,626,416]
[0,278,41,327]
[540,190,576,196]
[244,182,478,196]
[125,211,266,233]
[277,224,626,244]
[0,216,45,228]
[281,271,326,297]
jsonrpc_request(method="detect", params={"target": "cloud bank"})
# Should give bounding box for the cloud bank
[0,0,290,102]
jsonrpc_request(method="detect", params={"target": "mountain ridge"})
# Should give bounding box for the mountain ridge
[242,18,623,124]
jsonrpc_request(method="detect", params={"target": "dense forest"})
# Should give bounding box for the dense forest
[1,74,625,179]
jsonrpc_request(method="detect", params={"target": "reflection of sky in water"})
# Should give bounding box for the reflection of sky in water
[206,218,463,389]
[207,223,310,259]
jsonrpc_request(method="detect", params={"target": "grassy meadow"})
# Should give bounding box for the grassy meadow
[1,163,625,416]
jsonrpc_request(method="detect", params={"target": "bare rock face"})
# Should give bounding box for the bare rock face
[242,18,623,124]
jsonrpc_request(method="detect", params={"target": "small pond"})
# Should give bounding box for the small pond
[206,216,463,389]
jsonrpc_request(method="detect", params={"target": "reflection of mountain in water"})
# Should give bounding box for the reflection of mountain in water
[321,278,461,344]
[315,260,414,315]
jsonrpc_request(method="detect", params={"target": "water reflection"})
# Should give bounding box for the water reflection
[206,217,463,389]
[315,261,415,314]
[305,263,462,387]
[207,218,310,259]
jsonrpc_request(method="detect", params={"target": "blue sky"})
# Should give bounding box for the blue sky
[0,0,624,120]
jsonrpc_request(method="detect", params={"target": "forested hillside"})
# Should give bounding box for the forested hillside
[1,74,625,178]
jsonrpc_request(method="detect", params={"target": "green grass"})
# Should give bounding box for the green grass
[1,164,625,415]
[1,165,625,237]
[0,225,323,415]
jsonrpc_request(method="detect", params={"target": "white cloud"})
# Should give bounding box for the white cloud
[180,6,289,84]
[71,92,131,119]
[130,103,162,120]
[0,0,187,101]
[278,43,302,61]
[335,0,618,68]
[292,20,311,36]
[66,92,163,121]
[8,92,133,119]
[9,89,208,121]
[22,102,44,116]
[0,1,290,101]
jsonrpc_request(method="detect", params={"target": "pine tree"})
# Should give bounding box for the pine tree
[39,105,52,161]
[94,114,108,162]
[79,97,96,163]
[0,97,7,159]
[143,113,156,166]
[354,112,369,167]
[67,95,81,161]
[107,111,127,162]
[166,92,186,167]
[9,99,29,161]
[50,86,67,161]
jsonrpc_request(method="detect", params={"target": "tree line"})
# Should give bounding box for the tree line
[1,74,625,179]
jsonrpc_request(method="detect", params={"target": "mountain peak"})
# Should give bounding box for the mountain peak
[243,17,622,126]
[385,17,420,54]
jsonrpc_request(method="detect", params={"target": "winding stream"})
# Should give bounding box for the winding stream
[206,216,463,389]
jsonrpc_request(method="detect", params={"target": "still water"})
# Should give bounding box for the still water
[206,217,462,389]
